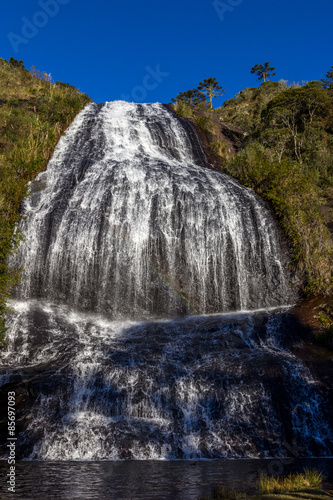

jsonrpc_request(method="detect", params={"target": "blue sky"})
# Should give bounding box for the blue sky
[1,0,332,106]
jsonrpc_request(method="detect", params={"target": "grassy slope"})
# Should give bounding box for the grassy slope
[0,58,91,344]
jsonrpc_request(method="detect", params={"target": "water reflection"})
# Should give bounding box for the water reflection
[0,459,332,499]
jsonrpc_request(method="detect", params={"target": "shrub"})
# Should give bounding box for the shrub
[314,306,333,348]
[172,101,193,118]
[209,140,231,157]
[194,115,214,132]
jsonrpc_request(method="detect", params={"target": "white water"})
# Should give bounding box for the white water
[11,101,295,316]
[0,102,331,460]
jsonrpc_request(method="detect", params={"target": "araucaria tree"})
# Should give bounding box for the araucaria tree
[9,57,25,69]
[251,62,276,82]
[321,65,333,89]
[171,88,206,106]
[198,77,225,109]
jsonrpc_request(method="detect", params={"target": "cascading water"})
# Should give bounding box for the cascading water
[0,101,332,460]
[12,101,294,316]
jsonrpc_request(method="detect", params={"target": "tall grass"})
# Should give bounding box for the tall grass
[258,469,323,494]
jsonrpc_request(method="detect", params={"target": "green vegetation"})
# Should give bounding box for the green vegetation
[314,303,333,348]
[0,57,91,345]
[251,61,276,82]
[194,114,214,132]
[171,67,333,297]
[209,140,232,158]
[321,65,333,90]
[171,77,224,113]
[199,469,331,499]
[198,77,225,109]
[171,88,206,107]
[216,81,287,133]
[258,469,323,494]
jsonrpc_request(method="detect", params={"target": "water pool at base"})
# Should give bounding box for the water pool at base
[1,458,333,499]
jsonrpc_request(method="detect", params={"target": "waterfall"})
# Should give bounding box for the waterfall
[11,101,295,316]
[0,101,331,460]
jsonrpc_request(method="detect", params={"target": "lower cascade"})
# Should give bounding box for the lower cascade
[0,101,332,459]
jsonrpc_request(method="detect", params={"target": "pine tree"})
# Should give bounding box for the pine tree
[321,65,333,89]
[197,77,225,109]
[171,88,206,106]
[251,62,276,82]
[8,57,25,70]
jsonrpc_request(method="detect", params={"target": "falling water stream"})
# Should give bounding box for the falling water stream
[0,103,331,475]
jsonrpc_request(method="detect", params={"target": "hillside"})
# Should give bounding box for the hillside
[0,58,91,344]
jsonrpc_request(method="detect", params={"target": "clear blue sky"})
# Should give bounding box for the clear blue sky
[1,0,332,106]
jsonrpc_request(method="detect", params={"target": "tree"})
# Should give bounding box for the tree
[321,65,333,89]
[8,57,25,70]
[263,83,330,163]
[171,88,206,106]
[251,62,276,82]
[197,77,225,109]
[261,128,290,164]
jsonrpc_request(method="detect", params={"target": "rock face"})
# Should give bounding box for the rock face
[0,101,331,460]
[1,304,332,460]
